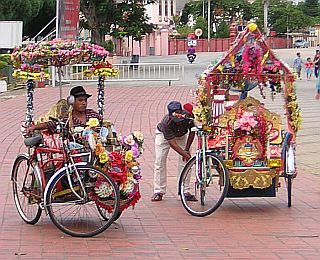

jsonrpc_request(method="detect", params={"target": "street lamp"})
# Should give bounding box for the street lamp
[208,0,210,52]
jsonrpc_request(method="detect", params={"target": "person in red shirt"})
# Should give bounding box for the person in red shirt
[304,57,313,80]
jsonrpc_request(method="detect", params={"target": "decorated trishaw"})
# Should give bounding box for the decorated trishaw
[179,22,302,217]
[11,39,143,237]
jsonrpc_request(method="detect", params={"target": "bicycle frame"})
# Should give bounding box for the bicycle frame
[194,127,210,184]
[18,130,91,211]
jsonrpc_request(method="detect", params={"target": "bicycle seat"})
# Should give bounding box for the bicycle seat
[24,135,43,147]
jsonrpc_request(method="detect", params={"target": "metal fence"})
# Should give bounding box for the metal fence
[58,63,183,86]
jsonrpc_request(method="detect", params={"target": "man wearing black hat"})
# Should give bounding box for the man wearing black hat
[151,101,196,202]
[26,86,102,135]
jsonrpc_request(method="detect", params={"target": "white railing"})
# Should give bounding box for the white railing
[58,63,183,85]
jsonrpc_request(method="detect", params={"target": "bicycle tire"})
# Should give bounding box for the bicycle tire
[12,154,42,224]
[179,152,229,217]
[283,143,294,208]
[97,205,122,221]
[45,164,120,237]
[285,174,292,207]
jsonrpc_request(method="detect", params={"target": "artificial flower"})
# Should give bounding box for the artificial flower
[74,126,84,133]
[95,181,113,198]
[131,143,140,158]
[86,118,99,128]
[95,143,105,156]
[247,23,257,32]
[133,131,144,142]
[99,152,109,164]
[123,135,135,146]
[125,151,133,163]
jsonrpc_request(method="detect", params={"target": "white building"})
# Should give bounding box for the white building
[145,0,177,27]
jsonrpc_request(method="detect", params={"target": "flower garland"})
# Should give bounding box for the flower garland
[25,80,35,125]
[192,85,211,127]
[75,118,144,212]
[285,82,302,134]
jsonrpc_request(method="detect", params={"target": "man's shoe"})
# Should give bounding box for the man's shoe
[184,192,198,201]
[151,193,163,202]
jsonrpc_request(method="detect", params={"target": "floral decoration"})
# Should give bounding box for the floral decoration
[193,85,211,127]
[83,62,119,78]
[78,118,144,212]
[11,39,110,80]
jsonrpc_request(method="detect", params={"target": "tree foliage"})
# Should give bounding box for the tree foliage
[180,0,319,37]
[80,0,155,45]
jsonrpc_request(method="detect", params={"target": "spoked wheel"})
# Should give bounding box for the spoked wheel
[285,175,292,207]
[179,152,229,217]
[46,165,120,237]
[12,154,42,224]
[97,205,122,221]
[284,142,295,207]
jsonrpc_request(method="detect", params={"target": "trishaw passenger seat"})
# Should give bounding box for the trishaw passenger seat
[24,135,43,147]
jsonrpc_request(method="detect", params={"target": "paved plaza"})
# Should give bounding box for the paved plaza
[0,50,320,259]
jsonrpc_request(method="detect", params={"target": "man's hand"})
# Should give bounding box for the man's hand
[182,150,191,162]
[25,125,36,136]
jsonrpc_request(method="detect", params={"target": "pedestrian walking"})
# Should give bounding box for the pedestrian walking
[316,74,320,100]
[313,50,320,78]
[293,52,302,80]
[304,57,313,80]
[151,101,196,202]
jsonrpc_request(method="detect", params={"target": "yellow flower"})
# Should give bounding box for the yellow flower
[247,23,257,32]
[86,118,99,128]
[125,151,133,163]
[99,152,109,164]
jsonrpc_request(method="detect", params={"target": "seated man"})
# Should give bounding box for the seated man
[26,86,102,135]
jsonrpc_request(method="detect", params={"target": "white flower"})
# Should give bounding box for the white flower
[133,131,144,142]
[95,182,113,198]
[74,126,84,133]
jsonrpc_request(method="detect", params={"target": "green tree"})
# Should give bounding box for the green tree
[303,0,320,17]
[80,0,155,45]
[195,17,208,39]
[80,0,118,45]
[0,0,45,31]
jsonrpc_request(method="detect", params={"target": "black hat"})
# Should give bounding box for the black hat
[167,101,182,115]
[70,86,92,98]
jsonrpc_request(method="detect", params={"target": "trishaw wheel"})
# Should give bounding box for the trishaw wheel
[179,152,229,217]
[97,206,122,221]
[12,154,42,224]
[284,141,295,208]
[285,175,292,207]
[46,165,120,237]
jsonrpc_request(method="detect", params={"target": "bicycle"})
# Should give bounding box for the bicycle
[178,122,229,217]
[11,117,120,237]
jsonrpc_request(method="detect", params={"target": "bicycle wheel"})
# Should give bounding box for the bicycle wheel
[179,152,229,217]
[284,144,295,207]
[12,154,42,224]
[46,165,120,237]
[97,205,122,221]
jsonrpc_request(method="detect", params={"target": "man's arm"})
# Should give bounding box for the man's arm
[184,132,195,152]
[26,122,49,135]
[168,138,191,161]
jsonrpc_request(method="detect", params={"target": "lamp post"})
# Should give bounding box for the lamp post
[207,0,211,52]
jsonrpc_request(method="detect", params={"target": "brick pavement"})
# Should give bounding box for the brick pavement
[0,82,320,259]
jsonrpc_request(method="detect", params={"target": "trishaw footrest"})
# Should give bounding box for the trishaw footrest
[226,179,276,198]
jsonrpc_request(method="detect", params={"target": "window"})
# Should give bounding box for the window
[165,0,168,17]
[159,1,162,16]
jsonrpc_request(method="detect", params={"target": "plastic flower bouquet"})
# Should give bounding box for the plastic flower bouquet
[78,118,144,212]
